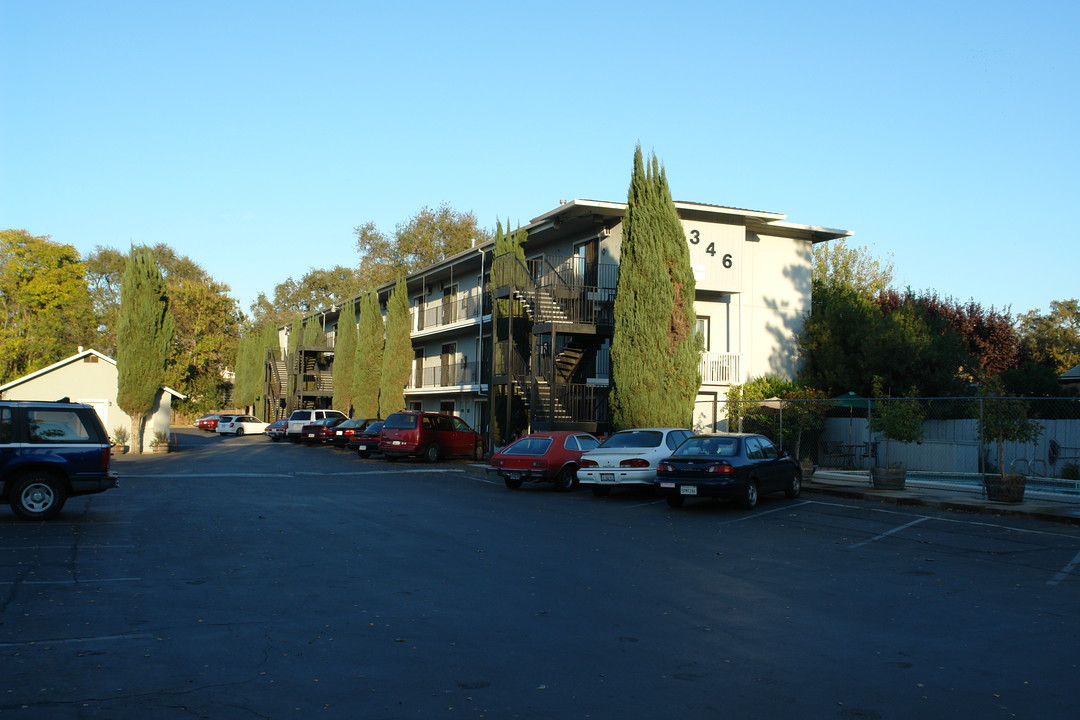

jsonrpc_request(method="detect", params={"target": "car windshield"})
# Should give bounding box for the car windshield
[384,413,418,429]
[337,419,366,429]
[599,431,664,449]
[503,437,553,456]
[288,411,310,421]
[365,422,383,434]
[674,437,739,457]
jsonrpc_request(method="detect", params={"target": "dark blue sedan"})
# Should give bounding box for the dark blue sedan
[654,433,801,509]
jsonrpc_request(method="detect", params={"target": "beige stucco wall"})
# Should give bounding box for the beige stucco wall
[0,354,175,451]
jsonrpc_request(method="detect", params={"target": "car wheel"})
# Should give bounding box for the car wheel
[553,467,575,492]
[666,495,685,509]
[785,471,802,499]
[591,485,611,498]
[504,477,523,490]
[740,480,759,509]
[10,473,67,521]
[236,427,245,436]
[473,442,484,461]
[423,444,440,463]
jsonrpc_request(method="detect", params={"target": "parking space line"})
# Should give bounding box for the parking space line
[0,577,141,586]
[1047,548,1080,586]
[850,516,930,548]
[0,632,154,648]
[4,545,134,551]
[715,500,812,526]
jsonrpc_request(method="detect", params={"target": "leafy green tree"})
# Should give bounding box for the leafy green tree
[353,291,384,418]
[249,266,363,327]
[813,241,894,296]
[724,376,829,458]
[355,204,492,291]
[333,300,358,414]
[302,317,325,346]
[0,229,96,383]
[1017,299,1080,375]
[978,381,1043,478]
[379,279,412,418]
[609,147,701,429]
[116,248,175,453]
[86,244,241,414]
[869,376,925,468]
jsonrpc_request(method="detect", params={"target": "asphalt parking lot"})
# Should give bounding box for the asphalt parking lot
[2,428,1078,719]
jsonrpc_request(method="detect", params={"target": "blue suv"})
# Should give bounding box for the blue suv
[0,400,119,520]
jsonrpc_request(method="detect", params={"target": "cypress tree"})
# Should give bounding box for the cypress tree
[333,300,358,414]
[379,278,412,418]
[609,146,701,429]
[353,291,384,418]
[116,248,175,453]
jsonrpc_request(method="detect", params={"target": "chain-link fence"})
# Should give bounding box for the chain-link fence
[718,396,1080,503]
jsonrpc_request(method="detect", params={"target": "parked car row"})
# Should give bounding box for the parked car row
[267,411,483,463]
[489,427,802,510]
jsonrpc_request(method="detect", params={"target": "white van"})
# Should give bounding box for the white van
[286,409,347,441]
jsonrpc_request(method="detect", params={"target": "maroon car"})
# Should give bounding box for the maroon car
[300,417,346,444]
[488,431,601,491]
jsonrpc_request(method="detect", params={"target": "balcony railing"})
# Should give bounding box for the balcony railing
[413,289,489,333]
[407,360,483,390]
[700,352,741,385]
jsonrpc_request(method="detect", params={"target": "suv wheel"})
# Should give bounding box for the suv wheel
[11,473,67,521]
[423,444,440,463]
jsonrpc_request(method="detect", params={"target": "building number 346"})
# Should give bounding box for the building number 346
[688,229,733,268]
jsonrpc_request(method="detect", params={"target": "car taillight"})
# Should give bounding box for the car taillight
[620,458,650,468]
[491,459,503,467]
[100,448,111,470]
[706,464,734,474]
[531,460,548,469]
[657,463,674,473]
[580,459,598,468]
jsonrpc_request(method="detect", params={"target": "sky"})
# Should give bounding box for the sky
[2,0,1077,319]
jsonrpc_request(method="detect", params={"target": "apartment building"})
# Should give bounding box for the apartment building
[266,198,851,445]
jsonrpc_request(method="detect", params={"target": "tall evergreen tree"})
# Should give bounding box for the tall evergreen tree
[609,147,700,429]
[353,291,384,417]
[379,278,412,418]
[116,248,175,453]
[333,300,358,414]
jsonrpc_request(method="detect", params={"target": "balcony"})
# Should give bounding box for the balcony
[413,289,489,335]
[407,360,484,392]
[700,352,741,385]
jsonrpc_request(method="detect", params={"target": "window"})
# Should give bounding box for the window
[27,410,91,443]
[0,408,11,443]
[696,316,710,352]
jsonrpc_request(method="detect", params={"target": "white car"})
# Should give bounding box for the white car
[577,427,694,497]
[216,415,270,436]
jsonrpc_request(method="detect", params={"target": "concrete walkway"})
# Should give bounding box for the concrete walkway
[804,469,1080,525]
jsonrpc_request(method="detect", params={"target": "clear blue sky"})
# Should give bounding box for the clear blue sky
[2,0,1077,318]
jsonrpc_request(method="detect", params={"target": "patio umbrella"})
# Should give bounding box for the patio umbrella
[832,392,875,444]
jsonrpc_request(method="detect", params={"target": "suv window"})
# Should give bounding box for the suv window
[27,409,94,443]
[0,407,11,443]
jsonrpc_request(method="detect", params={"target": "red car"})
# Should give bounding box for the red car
[488,431,601,491]
[378,412,483,462]
[196,414,223,431]
[300,417,346,444]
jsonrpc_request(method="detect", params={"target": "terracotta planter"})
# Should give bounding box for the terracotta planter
[150,444,171,454]
[984,474,1025,503]
[110,445,129,455]
[800,460,815,480]
[871,466,906,490]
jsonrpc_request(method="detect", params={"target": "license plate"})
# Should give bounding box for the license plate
[600,473,615,482]
[393,440,403,445]
[680,486,698,495]
[335,430,343,435]
[508,471,521,480]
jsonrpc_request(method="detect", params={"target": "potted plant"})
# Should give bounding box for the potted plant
[979,387,1043,503]
[111,426,129,454]
[868,378,924,490]
[149,430,172,454]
